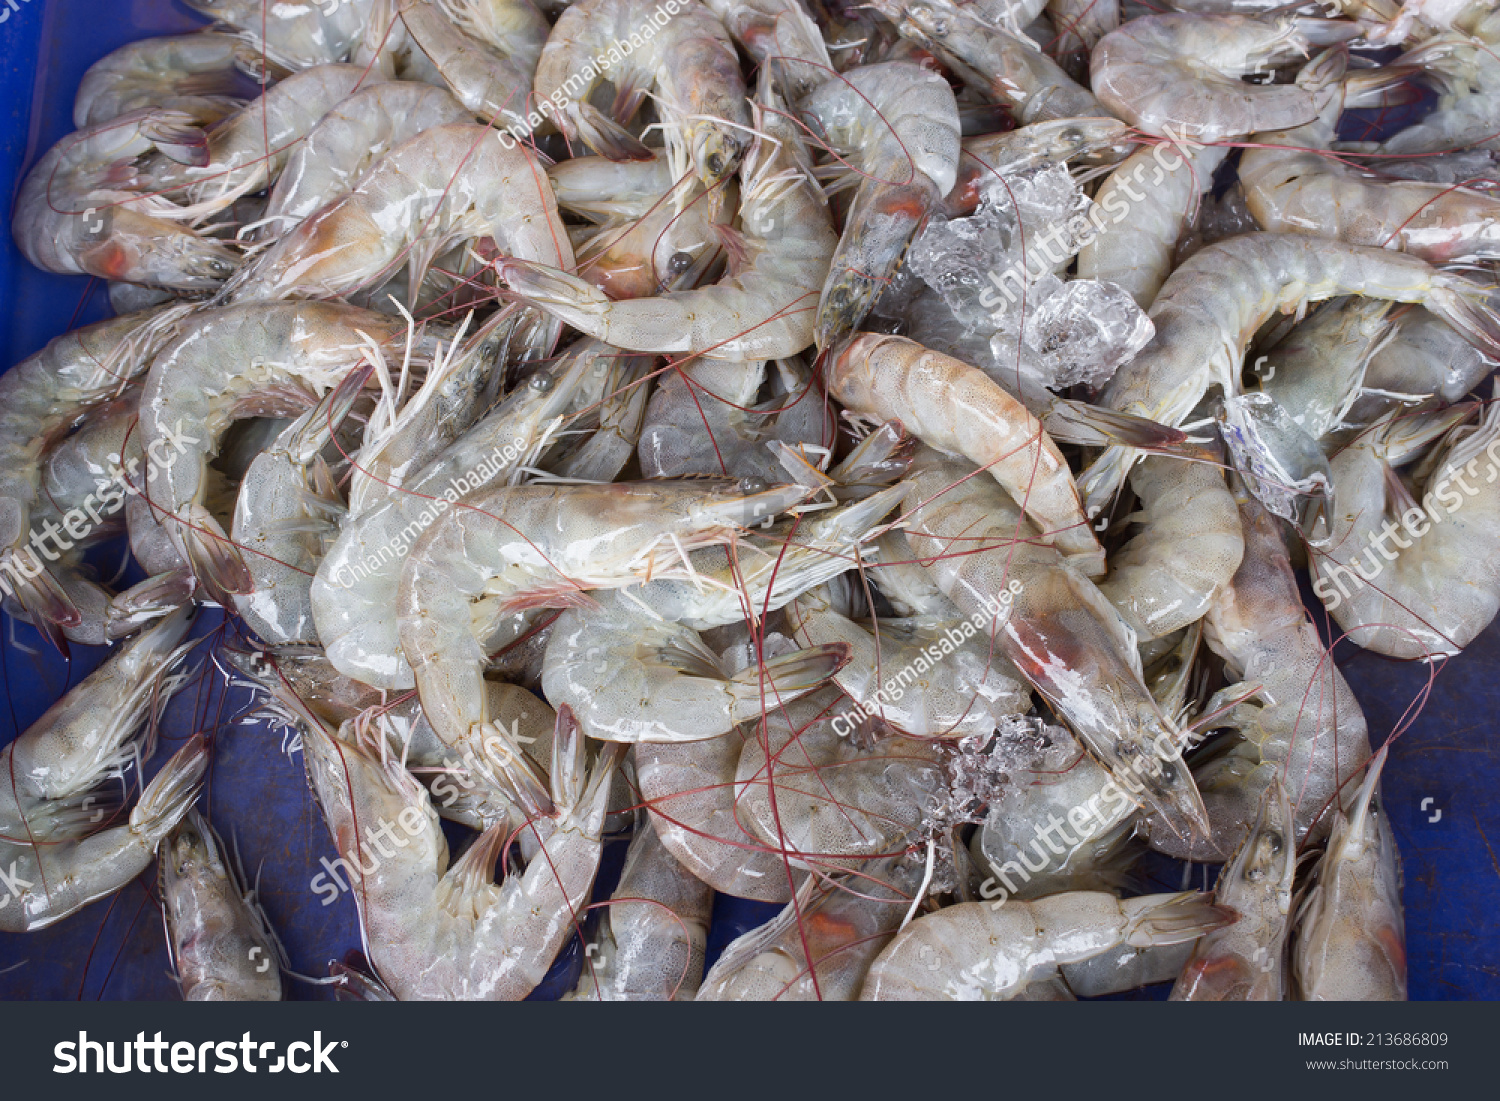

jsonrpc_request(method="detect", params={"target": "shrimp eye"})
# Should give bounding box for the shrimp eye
[668,250,694,275]
[529,372,555,393]
[739,476,768,495]
[1268,833,1283,854]
[707,153,726,176]
[1160,762,1178,784]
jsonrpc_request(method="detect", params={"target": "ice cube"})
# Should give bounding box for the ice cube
[1023,279,1155,388]
[1219,391,1333,526]
[906,204,1017,331]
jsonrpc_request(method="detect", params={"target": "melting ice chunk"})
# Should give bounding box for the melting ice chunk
[1023,279,1155,389]
[1219,391,1334,527]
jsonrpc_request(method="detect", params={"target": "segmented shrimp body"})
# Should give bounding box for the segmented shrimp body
[498,72,835,361]
[182,0,379,70]
[0,610,206,933]
[829,333,1106,573]
[1091,14,1359,141]
[1082,233,1500,509]
[861,890,1232,1000]
[161,810,284,1001]
[798,60,960,348]
[73,33,253,129]
[702,0,833,100]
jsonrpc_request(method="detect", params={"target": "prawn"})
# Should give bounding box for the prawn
[74,33,254,129]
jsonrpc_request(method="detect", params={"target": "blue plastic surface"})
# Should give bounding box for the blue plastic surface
[1,0,1497,1001]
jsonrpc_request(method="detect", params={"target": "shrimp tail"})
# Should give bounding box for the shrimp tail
[181,504,254,604]
[815,177,939,351]
[128,733,209,844]
[1426,274,1500,360]
[136,109,211,167]
[6,556,84,630]
[1121,890,1238,948]
[1044,399,1188,451]
[726,641,851,720]
[495,259,609,330]
[106,569,196,638]
[572,103,654,162]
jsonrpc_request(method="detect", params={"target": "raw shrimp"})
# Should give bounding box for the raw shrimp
[945,118,1135,219]
[1091,15,1359,142]
[397,479,810,751]
[903,449,1212,839]
[734,689,948,870]
[787,586,1030,739]
[1374,34,1500,156]
[542,590,848,742]
[1311,397,1500,659]
[828,332,1105,573]
[1081,233,1500,510]
[1098,454,1245,640]
[231,371,367,646]
[534,0,750,191]
[1171,782,1295,1000]
[161,810,284,1001]
[261,81,472,234]
[1075,139,1231,309]
[568,815,713,1000]
[798,60,960,348]
[638,358,834,482]
[311,343,594,690]
[1047,0,1119,78]
[136,302,407,604]
[182,0,378,70]
[1149,492,1370,860]
[571,178,734,300]
[74,33,253,128]
[1258,295,1397,442]
[498,71,836,361]
[15,110,241,289]
[1293,747,1407,1000]
[150,65,378,212]
[860,890,1232,999]
[1241,67,1500,263]
[697,862,918,1000]
[301,702,623,999]
[364,0,549,132]
[549,350,656,483]
[546,150,680,223]
[233,122,572,302]
[0,307,190,640]
[702,0,833,99]
[0,609,205,933]
[868,1,1106,125]
[1360,305,1496,407]
[1059,940,1196,996]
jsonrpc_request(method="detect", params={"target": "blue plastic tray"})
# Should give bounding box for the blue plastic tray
[1,0,1496,1001]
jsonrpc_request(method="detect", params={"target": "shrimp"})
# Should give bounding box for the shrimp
[542,590,849,742]
[261,81,473,235]
[136,302,411,605]
[182,0,378,70]
[161,810,284,1001]
[1360,305,1497,407]
[876,0,1105,122]
[534,0,750,191]
[301,700,624,999]
[1075,139,1231,309]
[311,343,595,690]
[74,33,253,129]
[0,609,206,933]
[828,332,1105,574]
[1373,34,1500,156]
[498,71,836,361]
[638,358,834,482]
[787,586,1030,739]
[1293,747,1407,1000]
[1149,491,1370,860]
[549,350,656,483]
[903,449,1213,839]
[1047,0,1119,79]
[697,861,918,1000]
[1059,940,1196,996]
[1311,396,1500,659]
[1092,15,1360,142]
[1098,454,1245,640]
[701,0,834,100]
[1171,782,1295,1000]
[231,371,367,647]
[546,150,680,223]
[0,307,191,641]
[1241,65,1500,263]
[14,110,241,289]
[397,479,811,752]
[798,60,960,349]
[150,65,379,212]
[945,118,1136,219]
[233,121,572,302]
[1080,233,1500,510]
[568,815,714,1000]
[860,890,1233,1000]
[367,0,549,133]
[571,177,735,300]
[1258,296,1397,441]
[734,689,949,871]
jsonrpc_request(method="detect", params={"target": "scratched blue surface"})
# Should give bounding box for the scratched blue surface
[0,1,1496,1001]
